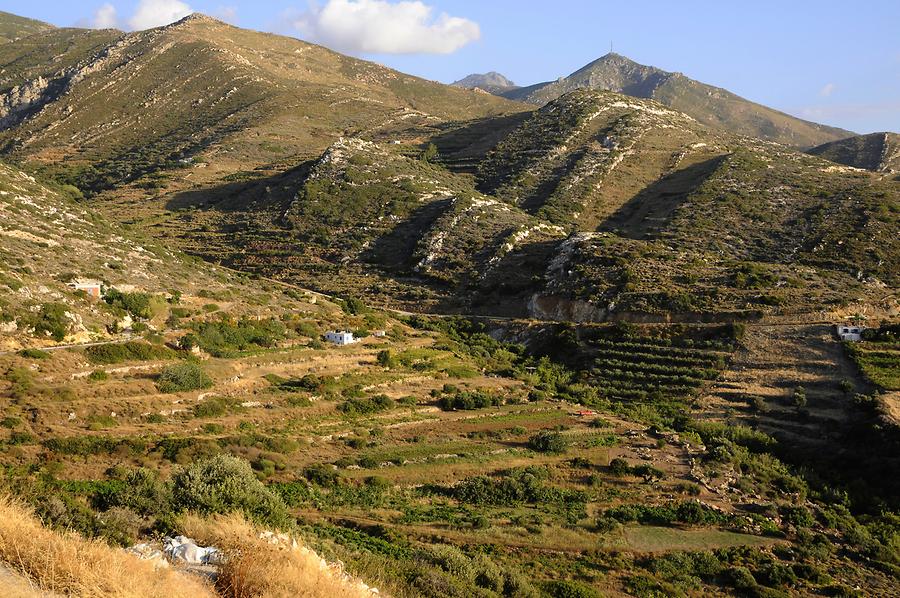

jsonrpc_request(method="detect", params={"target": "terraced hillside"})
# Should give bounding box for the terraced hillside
[147,90,898,322]
[0,160,335,351]
[0,13,523,197]
[4,311,899,596]
[502,53,852,148]
[477,89,728,229]
[144,136,566,313]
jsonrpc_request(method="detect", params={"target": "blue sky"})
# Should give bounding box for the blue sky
[6,0,900,133]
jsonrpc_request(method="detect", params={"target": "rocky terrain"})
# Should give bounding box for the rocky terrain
[143,89,898,323]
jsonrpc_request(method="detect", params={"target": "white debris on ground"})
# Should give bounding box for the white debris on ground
[125,543,169,569]
[163,536,224,565]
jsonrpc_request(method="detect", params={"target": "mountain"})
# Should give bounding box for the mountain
[153,90,898,321]
[501,52,853,148]
[809,132,900,174]
[0,11,53,44]
[453,71,518,94]
[0,14,524,197]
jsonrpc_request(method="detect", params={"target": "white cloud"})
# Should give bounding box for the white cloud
[128,0,193,30]
[92,3,119,29]
[290,0,480,55]
[819,82,836,97]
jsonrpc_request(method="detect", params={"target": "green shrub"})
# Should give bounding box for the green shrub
[22,303,69,341]
[18,348,50,359]
[85,341,175,364]
[104,289,154,319]
[100,468,171,518]
[87,415,118,430]
[303,463,340,487]
[88,369,109,381]
[793,386,807,408]
[607,457,630,477]
[185,317,286,357]
[341,296,367,315]
[376,349,397,368]
[170,455,291,529]
[527,430,568,454]
[156,362,212,393]
[193,399,227,418]
[438,389,503,411]
[1,416,21,429]
[543,579,603,598]
[725,566,758,591]
[5,367,34,400]
[338,394,393,416]
[9,431,35,445]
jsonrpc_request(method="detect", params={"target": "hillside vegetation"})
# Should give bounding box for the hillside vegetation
[0,13,523,198]
[161,90,898,321]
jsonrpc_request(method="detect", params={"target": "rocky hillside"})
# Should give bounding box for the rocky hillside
[0,160,334,350]
[0,13,524,196]
[0,11,53,44]
[151,90,898,322]
[809,132,900,175]
[502,53,852,148]
[453,71,518,94]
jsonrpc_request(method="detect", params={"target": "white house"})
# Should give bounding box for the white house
[373,330,387,338]
[66,278,102,298]
[325,330,355,345]
[836,324,865,342]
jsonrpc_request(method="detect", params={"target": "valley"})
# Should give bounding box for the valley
[0,9,898,598]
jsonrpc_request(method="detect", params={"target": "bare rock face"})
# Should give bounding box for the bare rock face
[0,76,51,128]
[528,293,607,322]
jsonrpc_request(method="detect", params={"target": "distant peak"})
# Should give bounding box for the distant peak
[168,13,223,27]
[596,52,638,64]
[453,71,517,90]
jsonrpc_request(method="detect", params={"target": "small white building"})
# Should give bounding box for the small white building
[67,279,102,298]
[836,324,865,342]
[325,330,356,345]
[373,330,387,338]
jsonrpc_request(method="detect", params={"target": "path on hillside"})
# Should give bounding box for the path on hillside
[0,335,136,357]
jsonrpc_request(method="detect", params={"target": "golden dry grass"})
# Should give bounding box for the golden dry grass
[0,495,216,597]
[180,513,377,598]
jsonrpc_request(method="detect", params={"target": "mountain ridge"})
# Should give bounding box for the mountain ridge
[0,12,526,196]
[501,52,854,148]
[0,10,54,44]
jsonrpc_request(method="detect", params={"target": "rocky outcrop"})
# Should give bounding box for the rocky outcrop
[528,293,607,322]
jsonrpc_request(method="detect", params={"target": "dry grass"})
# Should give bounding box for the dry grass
[0,495,216,597]
[180,513,378,598]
